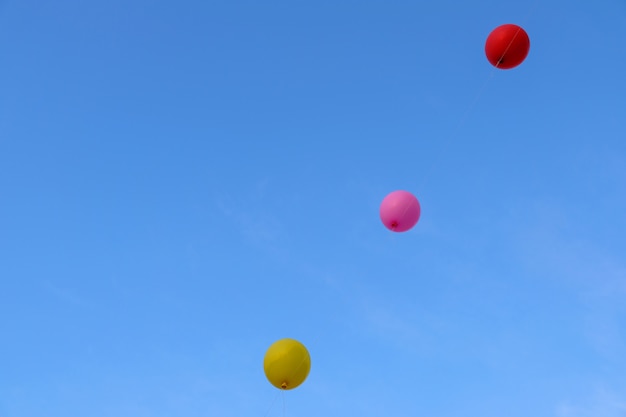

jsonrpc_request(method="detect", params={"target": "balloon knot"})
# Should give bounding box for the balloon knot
[281,382,287,389]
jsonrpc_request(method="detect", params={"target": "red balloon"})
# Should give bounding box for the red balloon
[484,24,530,69]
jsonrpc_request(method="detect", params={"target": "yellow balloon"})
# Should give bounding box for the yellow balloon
[263,338,311,390]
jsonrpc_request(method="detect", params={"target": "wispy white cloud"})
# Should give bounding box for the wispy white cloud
[512,200,626,358]
[42,280,93,309]
[556,386,626,417]
[215,179,289,255]
[343,287,451,358]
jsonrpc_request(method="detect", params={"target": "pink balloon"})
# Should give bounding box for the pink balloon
[379,190,421,232]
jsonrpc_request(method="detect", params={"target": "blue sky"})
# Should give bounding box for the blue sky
[1,1,626,416]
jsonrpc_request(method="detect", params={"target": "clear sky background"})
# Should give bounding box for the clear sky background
[1,1,626,416]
